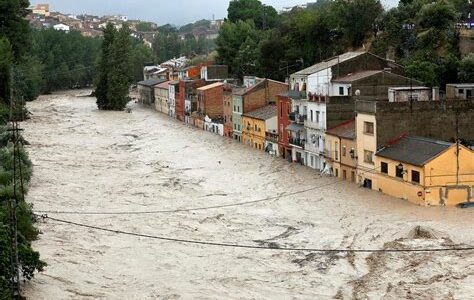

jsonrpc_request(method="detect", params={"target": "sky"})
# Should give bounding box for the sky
[31,0,399,26]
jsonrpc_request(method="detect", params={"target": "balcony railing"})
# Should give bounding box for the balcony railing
[289,112,307,124]
[289,138,305,148]
[265,132,278,143]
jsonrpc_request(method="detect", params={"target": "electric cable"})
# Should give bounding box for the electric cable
[38,215,474,253]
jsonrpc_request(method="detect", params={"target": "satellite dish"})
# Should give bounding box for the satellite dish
[355,89,361,96]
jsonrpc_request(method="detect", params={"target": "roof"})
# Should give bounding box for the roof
[155,81,173,90]
[137,78,166,87]
[446,83,474,88]
[233,80,266,96]
[332,70,382,83]
[388,86,431,91]
[376,136,453,166]
[197,82,224,91]
[242,105,277,120]
[326,120,356,140]
[293,52,366,76]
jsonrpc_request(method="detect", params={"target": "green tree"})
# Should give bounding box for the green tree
[96,24,116,110]
[458,54,474,83]
[406,60,439,87]
[228,0,279,29]
[0,37,13,106]
[107,24,133,110]
[0,0,31,59]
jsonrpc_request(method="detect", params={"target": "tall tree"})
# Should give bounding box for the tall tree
[0,37,13,106]
[0,0,30,59]
[96,24,116,110]
[107,24,133,110]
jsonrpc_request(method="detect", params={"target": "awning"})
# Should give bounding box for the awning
[286,123,304,132]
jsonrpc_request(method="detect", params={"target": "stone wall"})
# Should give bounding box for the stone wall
[375,100,474,147]
[327,97,356,128]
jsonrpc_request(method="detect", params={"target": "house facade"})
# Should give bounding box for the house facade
[196,82,224,119]
[138,78,166,106]
[277,93,293,161]
[241,105,277,151]
[168,81,179,118]
[232,79,288,142]
[154,81,171,114]
[373,136,474,206]
[324,120,357,181]
[223,84,234,138]
[446,83,474,100]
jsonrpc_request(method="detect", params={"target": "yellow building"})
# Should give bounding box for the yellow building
[241,105,277,151]
[373,135,474,206]
[325,120,357,182]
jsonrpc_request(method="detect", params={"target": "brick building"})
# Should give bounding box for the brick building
[223,84,234,138]
[176,79,205,122]
[277,92,295,161]
[232,79,288,141]
[196,82,224,119]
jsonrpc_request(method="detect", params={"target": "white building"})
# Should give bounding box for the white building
[168,82,178,118]
[53,23,70,32]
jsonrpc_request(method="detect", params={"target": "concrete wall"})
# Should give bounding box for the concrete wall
[375,100,474,147]
[351,72,422,101]
[326,97,356,129]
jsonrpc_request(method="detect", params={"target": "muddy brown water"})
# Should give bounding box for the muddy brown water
[23,91,474,299]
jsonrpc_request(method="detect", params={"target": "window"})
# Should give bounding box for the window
[339,86,344,95]
[316,111,320,123]
[254,124,257,131]
[381,162,388,174]
[412,170,420,184]
[364,122,374,135]
[459,89,464,94]
[233,105,236,111]
[280,105,283,117]
[342,146,347,157]
[396,164,404,179]
[343,170,347,180]
[310,110,313,122]
[335,142,339,161]
[364,150,374,164]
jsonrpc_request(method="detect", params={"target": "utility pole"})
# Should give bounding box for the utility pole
[8,65,20,298]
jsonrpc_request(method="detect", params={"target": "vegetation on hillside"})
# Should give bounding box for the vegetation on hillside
[217,0,471,87]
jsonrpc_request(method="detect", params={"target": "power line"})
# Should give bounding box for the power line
[39,215,474,253]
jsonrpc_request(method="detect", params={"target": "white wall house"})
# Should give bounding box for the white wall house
[168,84,176,118]
[53,23,70,32]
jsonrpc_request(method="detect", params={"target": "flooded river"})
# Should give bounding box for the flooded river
[23,91,474,299]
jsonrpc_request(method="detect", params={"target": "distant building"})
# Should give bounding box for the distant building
[154,81,172,115]
[53,23,70,32]
[388,86,436,102]
[137,78,166,106]
[196,82,224,119]
[446,83,474,100]
[201,65,228,81]
[31,4,50,17]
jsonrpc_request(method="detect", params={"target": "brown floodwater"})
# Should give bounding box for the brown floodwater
[22,91,474,299]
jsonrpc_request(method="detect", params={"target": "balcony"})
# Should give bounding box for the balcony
[289,112,307,124]
[307,93,327,103]
[289,138,305,148]
[265,132,278,143]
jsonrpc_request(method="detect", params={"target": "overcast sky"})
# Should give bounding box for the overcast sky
[31,0,399,26]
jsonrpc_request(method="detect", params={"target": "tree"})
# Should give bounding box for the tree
[228,0,280,29]
[406,60,439,87]
[107,24,133,110]
[0,0,31,59]
[0,37,13,106]
[96,24,116,110]
[459,54,474,83]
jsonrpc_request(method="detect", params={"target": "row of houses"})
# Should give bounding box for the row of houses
[138,51,474,207]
